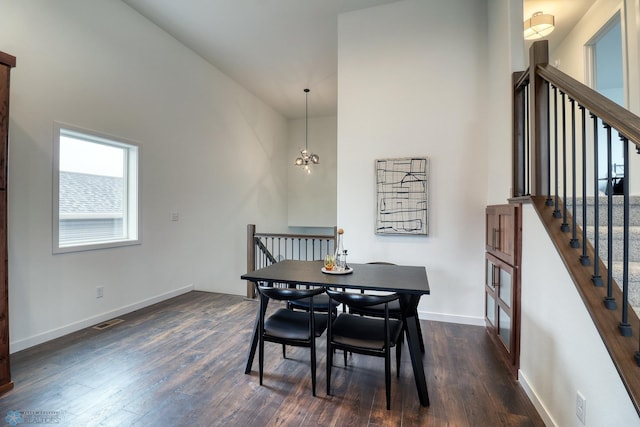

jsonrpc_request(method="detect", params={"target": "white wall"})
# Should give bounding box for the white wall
[288,115,337,228]
[486,0,525,203]
[519,204,640,427]
[0,0,289,351]
[337,0,489,324]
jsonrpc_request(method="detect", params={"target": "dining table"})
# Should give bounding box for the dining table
[241,259,431,407]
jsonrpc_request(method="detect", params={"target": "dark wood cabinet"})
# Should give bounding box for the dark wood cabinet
[485,253,516,357]
[486,204,519,266]
[0,50,15,395]
[485,204,520,375]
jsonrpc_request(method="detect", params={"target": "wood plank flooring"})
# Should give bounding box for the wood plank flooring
[0,291,544,426]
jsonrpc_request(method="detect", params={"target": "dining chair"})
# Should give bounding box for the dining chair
[325,289,403,410]
[350,262,425,353]
[287,291,337,315]
[256,284,328,396]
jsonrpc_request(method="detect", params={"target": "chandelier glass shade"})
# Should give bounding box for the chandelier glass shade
[524,12,555,40]
[295,88,319,173]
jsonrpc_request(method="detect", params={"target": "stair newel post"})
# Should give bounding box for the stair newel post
[619,136,632,336]
[591,113,603,286]
[528,40,550,198]
[247,224,257,299]
[580,105,590,265]
[604,124,618,310]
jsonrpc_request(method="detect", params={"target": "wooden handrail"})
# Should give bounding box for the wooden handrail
[254,232,335,240]
[536,64,640,148]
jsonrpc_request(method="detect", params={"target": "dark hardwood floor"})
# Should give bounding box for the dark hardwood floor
[0,291,544,426]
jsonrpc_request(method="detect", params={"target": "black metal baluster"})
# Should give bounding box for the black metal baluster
[619,136,632,337]
[636,320,640,366]
[580,105,590,265]
[561,92,569,232]
[525,84,530,195]
[553,86,561,217]
[570,98,579,247]
[591,113,602,286]
[604,124,617,309]
[546,84,553,205]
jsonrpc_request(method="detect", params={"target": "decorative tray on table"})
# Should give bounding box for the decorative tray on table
[321,267,353,275]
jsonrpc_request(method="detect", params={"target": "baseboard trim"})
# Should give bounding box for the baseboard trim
[419,310,485,326]
[518,369,557,427]
[10,285,194,353]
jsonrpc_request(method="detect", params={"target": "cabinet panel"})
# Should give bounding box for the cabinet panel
[499,267,512,308]
[498,306,511,349]
[485,250,518,367]
[486,204,519,266]
[486,293,496,327]
[0,52,14,394]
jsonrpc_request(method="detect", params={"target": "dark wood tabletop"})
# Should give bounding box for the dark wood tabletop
[241,260,430,295]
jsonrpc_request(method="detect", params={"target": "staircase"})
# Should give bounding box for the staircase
[572,196,640,315]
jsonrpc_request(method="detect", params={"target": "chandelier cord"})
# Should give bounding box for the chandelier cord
[305,88,309,152]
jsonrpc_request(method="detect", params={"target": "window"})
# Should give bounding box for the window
[53,124,140,253]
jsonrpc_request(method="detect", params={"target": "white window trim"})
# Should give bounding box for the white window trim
[52,122,142,254]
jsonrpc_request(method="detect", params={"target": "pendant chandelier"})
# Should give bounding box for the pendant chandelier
[295,88,319,173]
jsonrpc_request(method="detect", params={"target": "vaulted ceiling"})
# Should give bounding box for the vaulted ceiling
[122,0,401,119]
[122,0,596,120]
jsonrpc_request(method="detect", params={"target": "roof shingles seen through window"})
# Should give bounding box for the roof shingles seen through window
[59,171,123,215]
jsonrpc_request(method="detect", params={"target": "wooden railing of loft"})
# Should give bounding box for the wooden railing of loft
[514,40,640,414]
[245,224,337,298]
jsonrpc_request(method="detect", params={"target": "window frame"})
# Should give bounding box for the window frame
[52,122,141,254]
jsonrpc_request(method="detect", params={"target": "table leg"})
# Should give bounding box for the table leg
[244,285,267,374]
[400,294,430,407]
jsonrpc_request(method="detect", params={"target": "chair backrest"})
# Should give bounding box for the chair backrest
[257,285,324,302]
[325,289,398,308]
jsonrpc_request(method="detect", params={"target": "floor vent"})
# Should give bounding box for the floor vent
[92,318,124,330]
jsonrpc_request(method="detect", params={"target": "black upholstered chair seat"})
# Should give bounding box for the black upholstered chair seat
[331,313,402,351]
[264,308,328,341]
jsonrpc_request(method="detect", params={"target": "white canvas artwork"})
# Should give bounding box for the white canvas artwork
[375,157,429,235]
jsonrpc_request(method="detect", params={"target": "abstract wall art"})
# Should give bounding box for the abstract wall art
[375,157,429,235]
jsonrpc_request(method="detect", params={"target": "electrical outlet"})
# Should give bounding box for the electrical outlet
[96,286,104,299]
[576,391,586,425]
